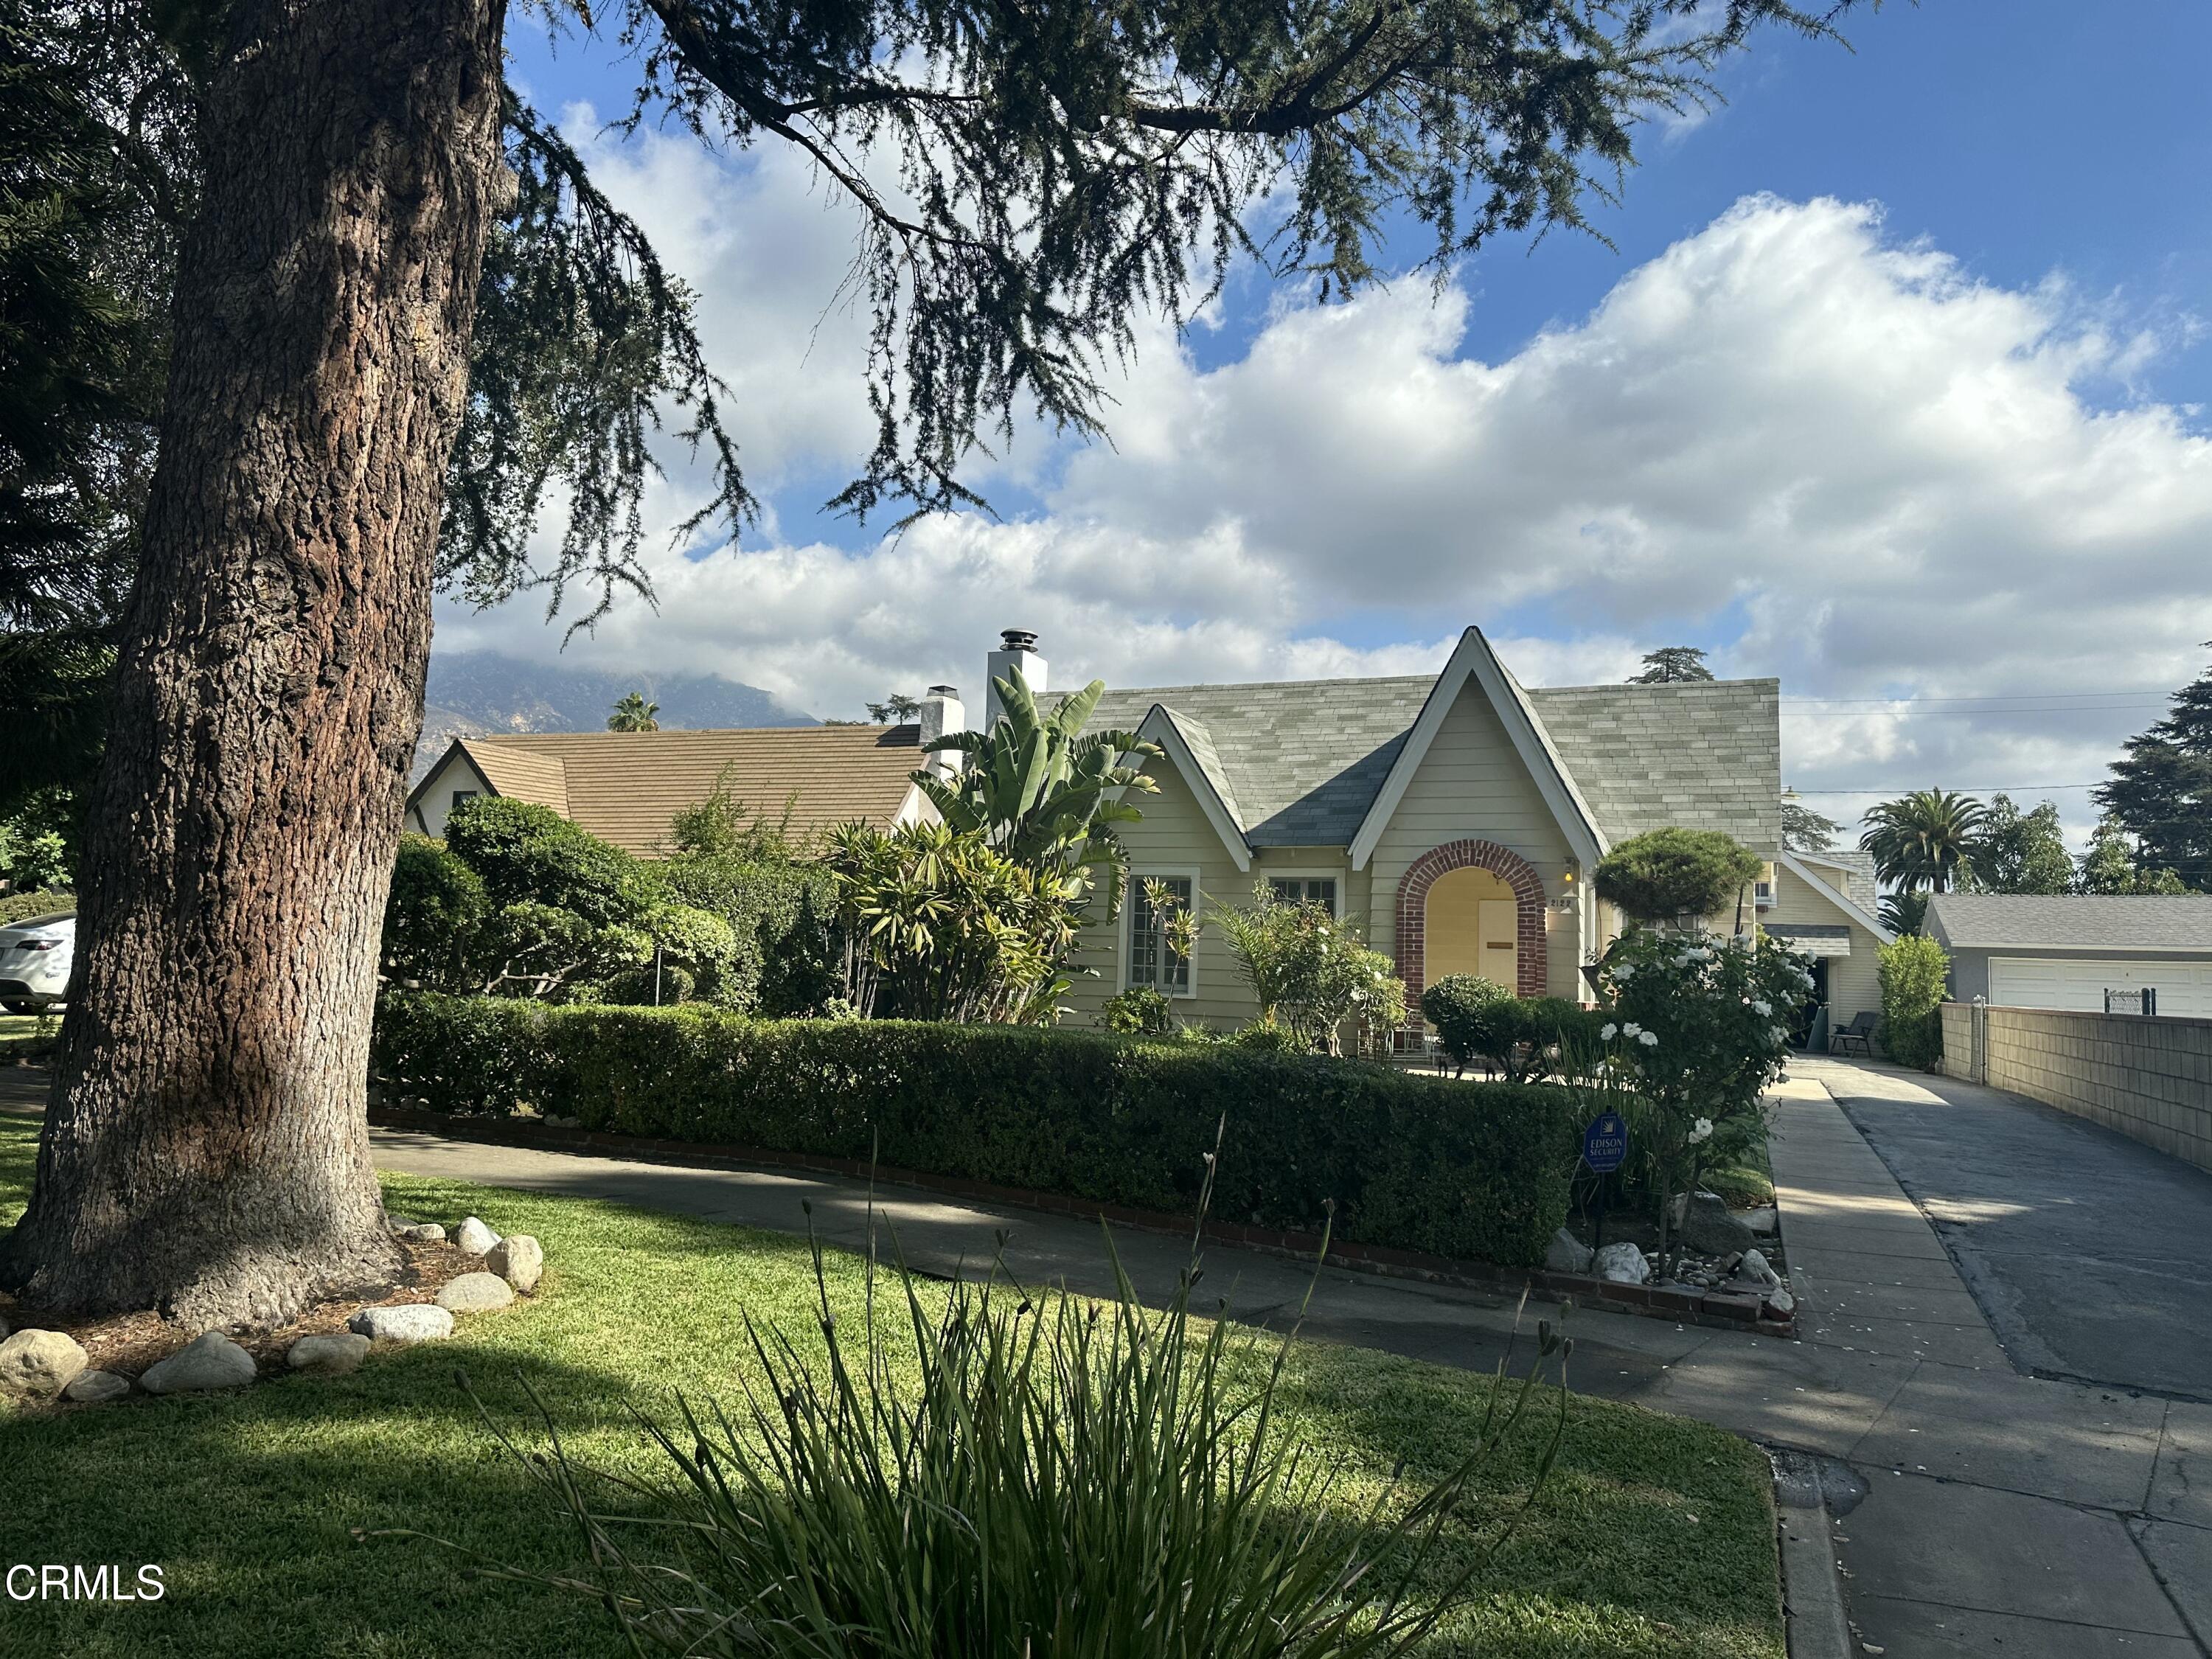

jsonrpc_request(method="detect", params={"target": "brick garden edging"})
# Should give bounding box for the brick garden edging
[366,1103,1795,1339]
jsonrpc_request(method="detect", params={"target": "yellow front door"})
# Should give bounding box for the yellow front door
[1425,866,1517,990]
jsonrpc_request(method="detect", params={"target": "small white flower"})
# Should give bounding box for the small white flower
[1750,999,1773,1018]
[1638,1029,1659,1048]
[1688,1117,1714,1144]
[1621,1021,1643,1037]
[1769,1026,1790,1045]
[1613,961,1635,980]
[1600,1022,1619,1040]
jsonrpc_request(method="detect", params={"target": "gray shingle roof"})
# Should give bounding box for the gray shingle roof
[1927,893,2212,952]
[1088,671,1780,851]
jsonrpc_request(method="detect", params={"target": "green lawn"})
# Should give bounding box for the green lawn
[0,1117,1781,1658]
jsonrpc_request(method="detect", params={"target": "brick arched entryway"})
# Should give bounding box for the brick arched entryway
[1395,838,1548,1009]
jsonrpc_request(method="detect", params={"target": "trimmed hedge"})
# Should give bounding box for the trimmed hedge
[372,993,1584,1267]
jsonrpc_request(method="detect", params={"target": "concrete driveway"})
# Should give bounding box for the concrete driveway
[1804,1055,2212,1402]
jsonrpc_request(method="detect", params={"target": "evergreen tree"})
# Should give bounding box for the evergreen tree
[2076,816,2188,896]
[1781,796,1842,852]
[2,0,1885,1326]
[2094,649,2212,891]
[1629,646,1716,684]
[1965,794,2073,895]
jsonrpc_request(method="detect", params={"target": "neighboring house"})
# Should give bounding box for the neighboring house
[405,725,933,852]
[1926,894,2212,1018]
[1761,849,1892,1041]
[1059,625,1782,1033]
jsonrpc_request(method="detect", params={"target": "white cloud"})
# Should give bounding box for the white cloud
[441,187,2212,837]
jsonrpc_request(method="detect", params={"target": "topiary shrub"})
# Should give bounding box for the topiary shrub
[442,796,648,925]
[382,835,487,990]
[1420,975,1514,1074]
[1594,828,1764,925]
[1877,933,1949,1070]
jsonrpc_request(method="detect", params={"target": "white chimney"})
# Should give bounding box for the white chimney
[917,684,965,778]
[984,628,1046,728]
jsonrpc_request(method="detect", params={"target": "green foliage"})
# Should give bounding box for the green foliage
[605,690,659,731]
[913,673,1158,909]
[442,796,648,927]
[1964,793,2073,895]
[1878,889,1929,936]
[2095,647,2212,891]
[822,820,1085,1023]
[1595,828,1764,924]
[1859,789,1986,893]
[1877,934,1948,1071]
[1420,974,1517,1074]
[1422,978,1600,1083]
[1101,984,1173,1035]
[0,886,72,925]
[383,835,489,988]
[667,768,808,863]
[658,853,839,1015]
[1211,883,1405,1056]
[372,995,1587,1267]
[1627,647,1714,684]
[2076,815,2191,895]
[0,787,76,891]
[451,1225,1564,1659]
[1781,798,1841,853]
[866,692,922,722]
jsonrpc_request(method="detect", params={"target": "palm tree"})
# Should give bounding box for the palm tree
[910,673,1159,908]
[1859,789,1986,893]
[608,691,660,732]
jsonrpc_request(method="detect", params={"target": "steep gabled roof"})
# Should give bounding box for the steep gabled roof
[1346,627,1606,871]
[406,726,925,855]
[1136,706,1253,871]
[1778,851,1893,942]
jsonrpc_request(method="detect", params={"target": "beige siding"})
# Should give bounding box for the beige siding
[1367,680,1587,1000]
[1764,865,1882,1027]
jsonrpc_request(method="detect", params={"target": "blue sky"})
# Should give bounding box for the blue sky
[461,1,2212,841]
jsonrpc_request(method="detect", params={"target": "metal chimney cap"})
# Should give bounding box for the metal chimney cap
[998,629,1040,653]
[926,684,959,698]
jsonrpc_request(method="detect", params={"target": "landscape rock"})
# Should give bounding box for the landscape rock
[1764,1287,1796,1317]
[541,1114,581,1130]
[1743,1206,1780,1237]
[453,1216,501,1255]
[0,1327,89,1400]
[349,1304,454,1344]
[1739,1248,1773,1280]
[1544,1228,1595,1274]
[1672,1191,1759,1256]
[436,1271,515,1313]
[487,1234,543,1294]
[63,1369,131,1404]
[392,1222,447,1245]
[139,1332,257,1395]
[1594,1242,1652,1285]
[287,1333,372,1375]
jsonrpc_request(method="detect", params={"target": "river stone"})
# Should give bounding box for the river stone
[487,1234,543,1294]
[287,1333,372,1375]
[1672,1191,1759,1256]
[0,1327,89,1400]
[437,1271,515,1313]
[1544,1228,1594,1274]
[63,1368,131,1404]
[1594,1242,1652,1285]
[139,1332,257,1395]
[454,1216,501,1255]
[349,1304,454,1344]
[392,1222,446,1245]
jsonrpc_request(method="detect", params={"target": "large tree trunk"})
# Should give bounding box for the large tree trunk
[0,0,506,1329]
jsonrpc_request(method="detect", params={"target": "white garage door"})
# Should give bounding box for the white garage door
[1989,956,2212,1018]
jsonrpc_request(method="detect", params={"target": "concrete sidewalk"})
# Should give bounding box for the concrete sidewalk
[364,1074,2211,1657]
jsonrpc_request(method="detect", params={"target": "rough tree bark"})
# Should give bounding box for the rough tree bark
[0,0,507,1328]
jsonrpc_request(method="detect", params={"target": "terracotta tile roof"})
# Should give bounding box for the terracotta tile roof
[448,727,922,855]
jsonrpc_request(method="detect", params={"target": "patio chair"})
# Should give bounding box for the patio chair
[1829,1010,1877,1057]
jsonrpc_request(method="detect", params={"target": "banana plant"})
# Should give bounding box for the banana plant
[910,672,1159,909]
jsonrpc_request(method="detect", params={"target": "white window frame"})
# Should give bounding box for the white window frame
[1125,866,1202,998]
[1261,869,1346,918]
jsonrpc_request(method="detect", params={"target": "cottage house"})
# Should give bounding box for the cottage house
[403,624,1840,1035]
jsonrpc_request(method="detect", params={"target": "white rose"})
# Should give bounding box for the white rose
[1750,999,1772,1017]
[1622,1021,1643,1037]
[1638,1029,1659,1047]
[1688,1117,1714,1144]
[1600,1023,1618,1040]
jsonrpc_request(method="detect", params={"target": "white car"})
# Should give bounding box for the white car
[0,911,74,1014]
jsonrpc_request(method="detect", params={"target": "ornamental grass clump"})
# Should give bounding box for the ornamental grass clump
[422,1184,1568,1657]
